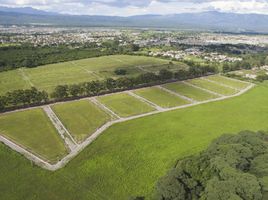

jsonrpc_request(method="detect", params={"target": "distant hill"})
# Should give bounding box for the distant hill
[0,7,268,32]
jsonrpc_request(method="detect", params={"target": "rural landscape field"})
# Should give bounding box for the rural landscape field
[1,1,268,200]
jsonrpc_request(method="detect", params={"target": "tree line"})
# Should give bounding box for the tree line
[0,65,216,112]
[0,87,48,111]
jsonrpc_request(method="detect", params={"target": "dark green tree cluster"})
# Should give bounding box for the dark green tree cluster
[0,87,48,111]
[114,68,127,75]
[51,66,216,100]
[0,44,115,71]
[256,74,268,82]
[154,131,268,200]
[222,61,251,73]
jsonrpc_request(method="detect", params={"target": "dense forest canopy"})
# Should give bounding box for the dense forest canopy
[154,131,268,200]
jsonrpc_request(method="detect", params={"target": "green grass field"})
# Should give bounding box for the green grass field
[98,93,155,117]
[0,82,267,200]
[187,78,238,96]
[0,55,173,95]
[163,82,219,101]
[133,87,190,108]
[205,75,250,89]
[0,109,67,163]
[51,100,111,143]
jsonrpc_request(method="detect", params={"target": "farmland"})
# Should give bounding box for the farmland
[163,82,219,101]
[0,75,252,165]
[133,87,190,108]
[187,78,238,96]
[51,100,111,143]
[0,79,266,200]
[205,75,250,89]
[97,93,156,117]
[0,55,184,95]
[0,109,68,162]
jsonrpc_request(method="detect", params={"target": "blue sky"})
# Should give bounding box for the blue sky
[0,0,268,16]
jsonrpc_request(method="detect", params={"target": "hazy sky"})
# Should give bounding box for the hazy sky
[0,0,268,16]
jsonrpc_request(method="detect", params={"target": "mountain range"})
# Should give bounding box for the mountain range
[1,6,268,32]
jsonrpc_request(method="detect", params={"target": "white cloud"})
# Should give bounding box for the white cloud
[0,0,268,16]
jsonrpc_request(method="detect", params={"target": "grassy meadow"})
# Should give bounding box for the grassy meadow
[133,87,190,108]
[0,109,68,163]
[0,55,177,95]
[51,100,111,143]
[0,82,267,200]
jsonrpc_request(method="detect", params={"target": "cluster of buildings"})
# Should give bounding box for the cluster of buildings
[149,49,242,63]
[0,26,124,47]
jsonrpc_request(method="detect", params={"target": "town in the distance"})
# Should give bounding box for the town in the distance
[1,2,268,200]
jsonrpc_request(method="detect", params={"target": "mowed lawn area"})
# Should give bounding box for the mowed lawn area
[187,78,238,96]
[51,100,111,143]
[205,75,250,89]
[0,82,267,200]
[0,55,175,95]
[0,109,68,163]
[98,93,155,117]
[163,82,219,101]
[133,87,190,108]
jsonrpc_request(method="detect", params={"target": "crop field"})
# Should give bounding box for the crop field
[205,75,250,89]
[97,93,155,117]
[0,81,265,200]
[187,78,238,96]
[133,87,190,108]
[51,100,111,143]
[163,82,219,101]
[0,55,176,95]
[0,109,68,163]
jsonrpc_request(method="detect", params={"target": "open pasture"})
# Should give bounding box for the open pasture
[0,109,68,163]
[51,100,111,143]
[97,93,155,117]
[133,87,190,108]
[0,80,263,200]
[0,55,172,95]
[187,78,238,96]
[205,75,250,89]
[163,82,219,101]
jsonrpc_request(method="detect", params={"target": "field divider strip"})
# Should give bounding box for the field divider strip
[0,83,255,171]
[43,105,78,151]
[156,85,197,103]
[201,77,239,91]
[90,97,122,120]
[125,91,165,111]
[182,81,225,97]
